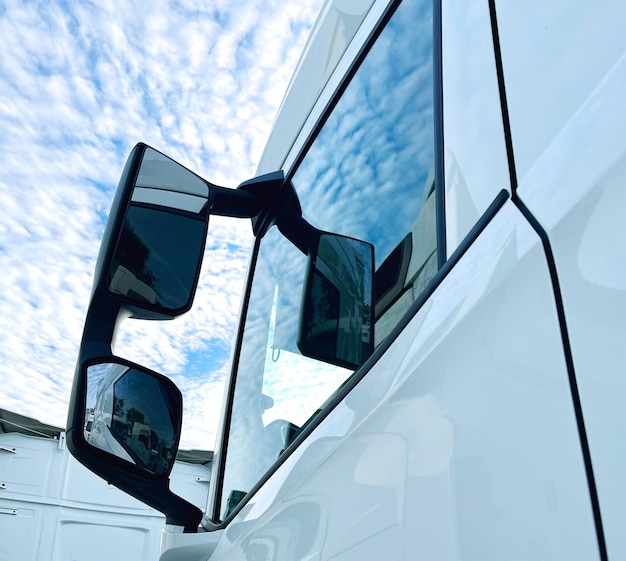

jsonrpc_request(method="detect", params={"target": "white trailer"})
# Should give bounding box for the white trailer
[0,410,211,561]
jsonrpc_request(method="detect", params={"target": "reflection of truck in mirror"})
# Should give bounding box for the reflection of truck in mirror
[66,0,626,559]
[86,362,135,463]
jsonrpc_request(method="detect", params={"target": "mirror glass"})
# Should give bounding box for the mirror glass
[298,233,374,369]
[84,361,182,476]
[107,147,209,312]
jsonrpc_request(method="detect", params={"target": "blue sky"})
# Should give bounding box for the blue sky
[0,0,324,449]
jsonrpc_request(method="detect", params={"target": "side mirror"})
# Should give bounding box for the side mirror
[101,144,210,318]
[298,233,374,370]
[69,358,202,531]
[85,362,182,476]
[67,143,292,531]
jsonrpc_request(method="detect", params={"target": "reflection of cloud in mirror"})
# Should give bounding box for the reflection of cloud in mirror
[85,363,113,411]
[136,148,209,199]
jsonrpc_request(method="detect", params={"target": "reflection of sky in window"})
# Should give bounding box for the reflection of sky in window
[222,0,434,509]
[293,0,433,267]
[271,0,434,354]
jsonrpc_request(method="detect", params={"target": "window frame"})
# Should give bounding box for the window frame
[209,0,446,525]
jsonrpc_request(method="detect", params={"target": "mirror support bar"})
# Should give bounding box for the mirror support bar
[66,427,202,532]
[208,185,262,218]
[208,171,286,221]
[277,212,320,256]
[210,170,321,256]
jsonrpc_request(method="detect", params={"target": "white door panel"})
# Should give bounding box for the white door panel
[496,0,626,183]
[516,53,626,560]
[210,200,597,561]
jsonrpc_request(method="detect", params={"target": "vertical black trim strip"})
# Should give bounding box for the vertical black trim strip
[433,0,446,267]
[488,2,606,557]
[514,197,608,561]
[211,238,261,521]
[487,0,518,191]
[489,2,606,557]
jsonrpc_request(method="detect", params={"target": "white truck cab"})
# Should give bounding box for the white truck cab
[66,0,626,559]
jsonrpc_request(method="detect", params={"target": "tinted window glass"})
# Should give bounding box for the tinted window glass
[220,0,436,519]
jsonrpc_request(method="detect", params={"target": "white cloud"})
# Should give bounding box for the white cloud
[0,0,324,446]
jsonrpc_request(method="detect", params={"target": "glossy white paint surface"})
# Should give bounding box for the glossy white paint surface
[496,0,626,184]
[442,0,509,254]
[516,51,626,560]
[208,201,598,560]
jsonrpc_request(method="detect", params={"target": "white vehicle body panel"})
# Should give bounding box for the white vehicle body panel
[514,47,626,561]
[207,202,598,560]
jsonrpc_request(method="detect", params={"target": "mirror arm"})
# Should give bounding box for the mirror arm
[220,171,316,249]
[207,171,286,224]
[277,213,320,256]
[272,180,320,255]
[208,185,261,218]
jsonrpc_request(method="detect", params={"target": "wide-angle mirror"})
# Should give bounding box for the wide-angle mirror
[298,233,374,370]
[84,360,182,476]
[107,145,210,314]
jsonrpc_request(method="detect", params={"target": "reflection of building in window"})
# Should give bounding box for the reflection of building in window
[374,166,436,344]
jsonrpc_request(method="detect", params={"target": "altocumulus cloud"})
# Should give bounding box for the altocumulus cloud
[0,0,323,448]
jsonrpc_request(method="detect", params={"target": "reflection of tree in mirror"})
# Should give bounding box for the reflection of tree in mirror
[362,304,371,327]
[113,396,125,418]
[116,221,158,287]
[126,407,145,426]
[308,270,340,356]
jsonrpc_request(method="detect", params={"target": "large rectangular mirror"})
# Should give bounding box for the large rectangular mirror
[107,145,210,315]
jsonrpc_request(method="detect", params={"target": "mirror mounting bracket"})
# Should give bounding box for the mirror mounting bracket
[211,169,321,255]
